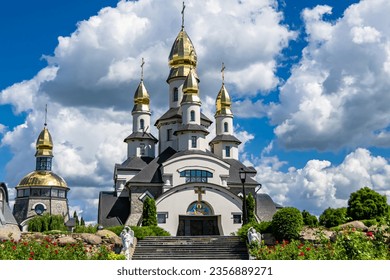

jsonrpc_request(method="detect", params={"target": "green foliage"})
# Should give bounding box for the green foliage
[28,214,67,232]
[249,228,390,260]
[246,193,256,224]
[302,210,319,227]
[73,211,80,226]
[347,187,388,220]
[271,207,303,241]
[319,207,348,228]
[105,225,170,240]
[237,221,272,241]
[80,217,85,226]
[142,197,157,226]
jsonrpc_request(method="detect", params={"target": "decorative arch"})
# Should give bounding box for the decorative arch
[186,200,214,215]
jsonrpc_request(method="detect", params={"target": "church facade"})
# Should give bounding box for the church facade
[98,15,279,236]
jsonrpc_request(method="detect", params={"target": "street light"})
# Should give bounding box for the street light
[239,168,248,225]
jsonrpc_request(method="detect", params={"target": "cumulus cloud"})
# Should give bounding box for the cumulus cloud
[254,148,390,215]
[0,0,293,222]
[270,0,390,150]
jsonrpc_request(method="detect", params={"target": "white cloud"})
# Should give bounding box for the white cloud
[270,0,390,150]
[0,0,293,222]
[255,148,390,215]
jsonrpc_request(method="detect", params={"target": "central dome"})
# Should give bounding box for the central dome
[16,171,68,189]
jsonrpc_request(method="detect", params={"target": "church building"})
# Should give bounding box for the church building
[98,8,279,236]
[13,124,70,231]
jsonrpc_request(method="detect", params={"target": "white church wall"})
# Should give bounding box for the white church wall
[156,185,243,236]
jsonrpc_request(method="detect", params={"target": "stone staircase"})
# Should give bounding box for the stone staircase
[132,236,249,260]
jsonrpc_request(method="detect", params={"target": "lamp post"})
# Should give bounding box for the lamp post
[239,168,248,225]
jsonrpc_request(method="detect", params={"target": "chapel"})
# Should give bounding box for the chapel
[98,6,280,236]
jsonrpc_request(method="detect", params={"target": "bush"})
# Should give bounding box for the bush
[142,197,157,226]
[105,225,170,240]
[302,210,319,227]
[271,207,303,241]
[319,207,348,228]
[347,187,388,221]
[28,214,67,232]
[246,193,257,224]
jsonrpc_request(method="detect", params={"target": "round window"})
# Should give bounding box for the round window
[34,204,45,215]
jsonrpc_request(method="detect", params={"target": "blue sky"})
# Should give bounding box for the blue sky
[1,0,390,223]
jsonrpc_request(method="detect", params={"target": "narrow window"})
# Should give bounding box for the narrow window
[140,143,146,156]
[167,129,172,141]
[140,119,145,130]
[190,110,195,122]
[191,136,197,148]
[225,146,231,157]
[173,87,178,102]
[224,122,229,133]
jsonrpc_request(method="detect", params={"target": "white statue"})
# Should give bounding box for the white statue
[120,226,134,260]
[247,227,261,245]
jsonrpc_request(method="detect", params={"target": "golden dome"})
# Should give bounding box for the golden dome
[215,84,233,116]
[16,171,68,189]
[181,69,201,104]
[167,28,197,81]
[35,127,53,157]
[132,80,150,112]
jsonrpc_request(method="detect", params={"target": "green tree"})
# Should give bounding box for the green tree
[80,217,85,226]
[142,197,157,226]
[246,193,256,224]
[347,187,388,220]
[319,207,348,228]
[302,210,318,227]
[73,211,80,226]
[28,214,66,232]
[271,207,303,241]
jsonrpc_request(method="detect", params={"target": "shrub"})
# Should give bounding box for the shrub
[271,207,303,241]
[347,187,388,221]
[319,207,348,228]
[246,193,257,224]
[142,197,157,226]
[28,214,67,232]
[302,210,319,227]
[105,225,170,240]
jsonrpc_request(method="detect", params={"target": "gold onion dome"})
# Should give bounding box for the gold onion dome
[132,80,150,112]
[215,84,233,116]
[167,28,198,81]
[35,126,53,157]
[16,171,68,189]
[181,68,201,104]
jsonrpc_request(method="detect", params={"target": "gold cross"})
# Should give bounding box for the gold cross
[221,62,226,84]
[181,1,186,29]
[44,104,48,127]
[140,57,145,81]
[194,187,205,204]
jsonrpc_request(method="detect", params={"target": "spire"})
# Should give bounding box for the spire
[215,63,232,116]
[181,68,201,104]
[181,1,185,30]
[132,58,150,113]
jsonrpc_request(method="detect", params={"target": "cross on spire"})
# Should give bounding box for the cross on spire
[221,62,226,84]
[44,104,48,127]
[181,1,186,30]
[140,57,145,81]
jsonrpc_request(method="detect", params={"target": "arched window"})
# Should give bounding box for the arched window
[224,122,229,133]
[180,170,213,183]
[173,87,178,102]
[190,110,195,122]
[140,119,145,130]
[225,146,231,157]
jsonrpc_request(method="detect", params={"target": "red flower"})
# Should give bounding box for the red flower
[298,243,304,249]
[366,231,374,237]
[30,251,34,256]
[299,252,304,257]
[55,250,58,254]
[12,246,16,250]
[29,257,33,260]
[306,247,311,251]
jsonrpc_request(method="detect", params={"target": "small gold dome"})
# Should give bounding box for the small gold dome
[167,29,197,81]
[181,69,201,104]
[215,84,233,116]
[132,80,150,112]
[35,127,53,157]
[16,171,68,189]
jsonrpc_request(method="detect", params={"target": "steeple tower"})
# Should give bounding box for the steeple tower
[125,58,157,158]
[210,63,241,159]
[36,105,53,171]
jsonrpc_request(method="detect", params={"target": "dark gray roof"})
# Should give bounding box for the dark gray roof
[115,156,154,171]
[98,191,130,227]
[124,131,158,143]
[155,107,212,126]
[256,193,279,222]
[209,134,242,144]
[223,159,259,186]
[173,124,209,135]
[128,147,177,184]
[0,182,18,226]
